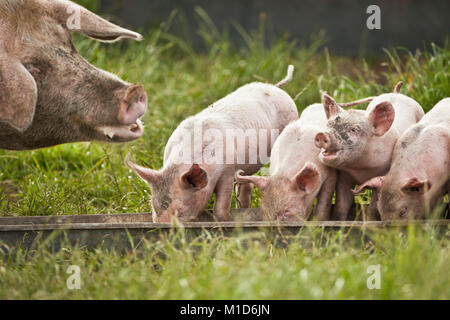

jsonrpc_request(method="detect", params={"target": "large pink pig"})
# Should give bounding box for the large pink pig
[314,83,425,220]
[127,66,298,222]
[353,98,450,220]
[0,0,147,150]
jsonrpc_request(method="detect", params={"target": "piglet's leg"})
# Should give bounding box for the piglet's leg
[213,174,234,221]
[314,171,337,221]
[332,171,355,221]
[236,183,254,208]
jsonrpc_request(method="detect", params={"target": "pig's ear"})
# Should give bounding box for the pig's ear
[368,102,395,136]
[293,162,320,194]
[352,176,385,194]
[401,178,431,195]
[0,55,37,132]
[181,164,208,189]
[126,157,161,185]
[322,93,342,119]
[235,170,268,191]
[51,1,143,42]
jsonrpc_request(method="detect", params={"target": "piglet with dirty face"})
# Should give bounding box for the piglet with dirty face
[127,66,298,222]
[314,82,425,220]
[353,98,450,220]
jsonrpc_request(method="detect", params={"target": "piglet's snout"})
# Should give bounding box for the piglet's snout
[118,85,148,125]
[314,132,330,150]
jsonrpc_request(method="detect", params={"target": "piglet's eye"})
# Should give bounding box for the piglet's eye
[399,208,409,218]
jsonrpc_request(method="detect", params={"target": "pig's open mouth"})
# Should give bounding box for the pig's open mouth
[96,119,144,142]
[321,149,341,162]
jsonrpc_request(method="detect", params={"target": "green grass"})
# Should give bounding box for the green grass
[0,226,449,299]
[0,9,449,299]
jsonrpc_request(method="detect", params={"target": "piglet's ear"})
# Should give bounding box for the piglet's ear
[51,0,143,42]
[181,164,208,189]
[401,178,430,195]
[0,54,37,132]
[126,156,161,185]
[293,162,320,194]
[322,93,342,119]
[352,176,385,194]
[368,101,395,136]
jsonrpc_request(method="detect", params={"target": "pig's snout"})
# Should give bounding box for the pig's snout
[276,209,306,222]
[118,85,148,125]
[314,132,330,150]
[277,209,291,221]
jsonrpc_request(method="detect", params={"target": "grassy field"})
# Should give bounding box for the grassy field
[0,226,449,299]
[0,6,449,299]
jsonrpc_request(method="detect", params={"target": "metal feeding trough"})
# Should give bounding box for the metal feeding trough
[0,208,448,251]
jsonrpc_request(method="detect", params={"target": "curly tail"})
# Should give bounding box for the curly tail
[393,81,403,93]
[275,65,294,88]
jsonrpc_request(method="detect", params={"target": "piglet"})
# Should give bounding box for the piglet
[235,103,336,221]
[127,66,298,222]
[314,82,425,220]
[353,98,450,220]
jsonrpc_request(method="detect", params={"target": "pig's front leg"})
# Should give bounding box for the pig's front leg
[367,189,381,221]
[235,182,254,208]
[332,171,355,221]
[213,173,235,221]
[314,171,337,221]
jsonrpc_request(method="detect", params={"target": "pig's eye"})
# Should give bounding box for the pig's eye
[399,208,409,218]
[348,127,359,134]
